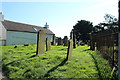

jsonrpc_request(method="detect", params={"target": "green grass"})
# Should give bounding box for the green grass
[2,44,117,79]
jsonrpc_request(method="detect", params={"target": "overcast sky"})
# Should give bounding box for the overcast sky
[1,0,118,38]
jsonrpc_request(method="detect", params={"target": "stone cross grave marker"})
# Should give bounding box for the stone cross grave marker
[36,30,46,56]
[66,40,73,60]
[46,37,51,51]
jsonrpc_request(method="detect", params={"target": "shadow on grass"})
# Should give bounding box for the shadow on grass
[29,54,36,58]
[44,58,67,77]
[89,53,103,80]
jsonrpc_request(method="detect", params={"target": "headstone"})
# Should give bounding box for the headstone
[66,40,73,60]
[51,34,56,45]
[70,30,73,40]
[63,36,68,46]
[73,30,77,48]
[57,37,63,45]
[77,41,80,46]
[36,30,46,56]
[46,37,51,51]
[90,34,95,50]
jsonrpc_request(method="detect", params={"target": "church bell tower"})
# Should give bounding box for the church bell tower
[44,22,49,29]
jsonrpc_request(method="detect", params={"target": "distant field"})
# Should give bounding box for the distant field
[2,44,117,79]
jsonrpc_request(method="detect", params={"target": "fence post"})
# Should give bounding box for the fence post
[36,30,46,56]
[118,33,120,79]
[66,40,73,60]
[118,0,120,79]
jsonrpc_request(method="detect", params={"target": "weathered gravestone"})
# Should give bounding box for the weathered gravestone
[63,36,68,46]
[36,30,46,56]
[51,34,56,45]
[57,37,63,45]
[46,37,51,51]
[70,29,76,48]
[73,31,77,48]
[66,40,73,60]
[90,33,95,50]
[77,41,80,47]
[70,30,73,40]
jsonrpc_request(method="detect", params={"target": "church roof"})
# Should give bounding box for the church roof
[2,20,54,34]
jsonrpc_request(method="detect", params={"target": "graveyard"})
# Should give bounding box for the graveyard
[2,44,116,79]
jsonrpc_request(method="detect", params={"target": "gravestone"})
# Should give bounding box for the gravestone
[46,37,51,51]
[36,30,46,56]
[57,37,63,45]
[77,41,80,46]
[73,30,77,48]
[66,40,73,60]
[70,30,73,40]
[51,34,56,45]
[90,33,95,50]
[63,36,68,46]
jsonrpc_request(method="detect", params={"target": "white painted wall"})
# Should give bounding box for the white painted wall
[6,31,54,45]
[46,34,53,42]
[0,21,6,46]
[0,22,6,40]
[6,31,37,45]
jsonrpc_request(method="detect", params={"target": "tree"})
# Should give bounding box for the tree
[73,20,94,42]
[94,14,118,31]
[104,14,118,29]
[104,14,117,24]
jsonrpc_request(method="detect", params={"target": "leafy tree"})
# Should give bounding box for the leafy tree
[94,14,118,31]
[104,14,117,24]
[73,20,94,42]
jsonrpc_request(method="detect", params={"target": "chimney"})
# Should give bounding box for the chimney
[0,12,4,22]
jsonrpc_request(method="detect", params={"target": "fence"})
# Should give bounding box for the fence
[91,28,119,68]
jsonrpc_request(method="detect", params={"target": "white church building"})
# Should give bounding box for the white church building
[0,13,55,46]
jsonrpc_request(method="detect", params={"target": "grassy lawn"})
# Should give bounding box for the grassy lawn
[2,44,117,79]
